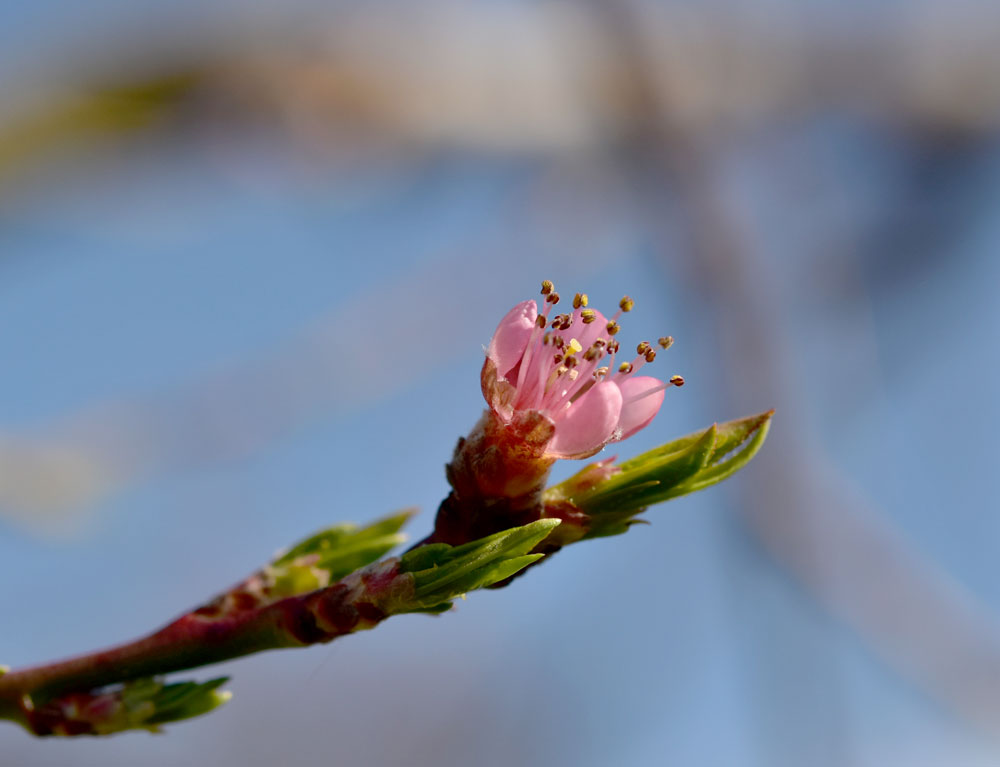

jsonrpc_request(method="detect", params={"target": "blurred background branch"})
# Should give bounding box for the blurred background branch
[1,1,998,765]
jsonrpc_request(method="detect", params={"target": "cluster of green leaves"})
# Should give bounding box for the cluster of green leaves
[547,411,773,539]
[265,510,414,599]
[37,677,231,736]
[399,519,561,611]
[124,677,231,733]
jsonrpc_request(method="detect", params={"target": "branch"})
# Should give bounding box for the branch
[0,282,772,737]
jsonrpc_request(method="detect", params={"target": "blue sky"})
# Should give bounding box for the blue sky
[1,4,999,765]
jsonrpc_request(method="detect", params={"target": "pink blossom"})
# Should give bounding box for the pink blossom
[481,282,683,459]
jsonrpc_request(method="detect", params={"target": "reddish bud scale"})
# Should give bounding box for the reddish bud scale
[431,407,556,546]
[279,561,401,645]
[22,692,115,736]
[538,500,591,546]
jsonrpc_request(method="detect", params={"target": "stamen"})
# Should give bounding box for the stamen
[567,378,595,403]
[606,339,619,372]
[609,296,635,325]
[515,291,557,405]
[621,376,684,406]
[553,314,572,331]
[544,365,568,394]
[542,368,567,403]
[504,284,680,428]
[550,349,599,410]
[621,351,650,377]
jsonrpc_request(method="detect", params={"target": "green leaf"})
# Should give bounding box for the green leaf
[275,509,413,565]
[576,425,717,514]
[144,677,231,727]
[659,411,772,500]
[46,676,235,735]
[706,410,774,465]
[615,427,713,472]
[542,410,773,538]
[396,542,453,573]
[400,519,560,605]
[268,510,414,595]
[404,602,454,615]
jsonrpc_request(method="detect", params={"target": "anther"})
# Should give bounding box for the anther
[565,355,580,369]
[581,309,597,324]
[594,366,609,378]
[670,375,685,387]
[606,321,620,336]
[573,293,589,309]
[636,341,651,355]
[541,280,554,295]
[619,296,634,312]
[584,347,602,362]
[546,291,561,305]
[535,315,547,328]
[644,349,656,363]
[658,336,674,350]
[552,353,564,364]
[619,362,633,374]
[543,332,553,345]
[607,340,620,354]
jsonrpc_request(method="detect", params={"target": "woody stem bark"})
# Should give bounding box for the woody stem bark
[0,562,404,714]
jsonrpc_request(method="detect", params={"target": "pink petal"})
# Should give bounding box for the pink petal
[615,375,665,441]
[546,380,623,459]
[481,357,516,421]
[487,300,537,379]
